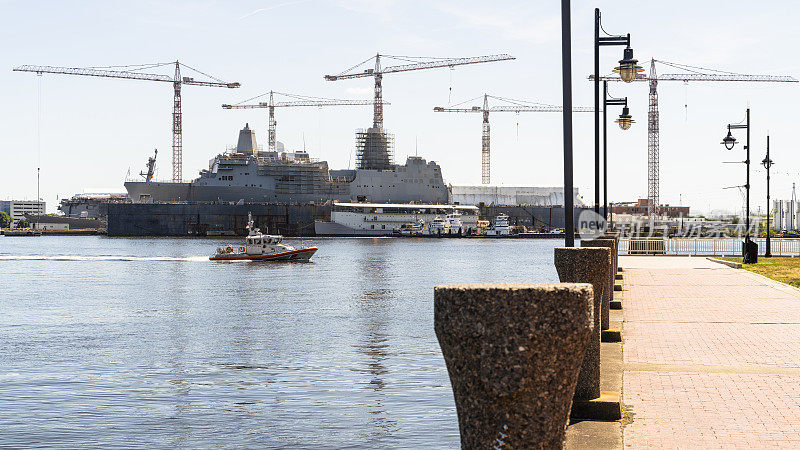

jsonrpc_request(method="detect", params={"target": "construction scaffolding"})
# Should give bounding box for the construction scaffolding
[355,127,395,171]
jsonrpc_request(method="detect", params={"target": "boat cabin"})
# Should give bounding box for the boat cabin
[246,234,282,245]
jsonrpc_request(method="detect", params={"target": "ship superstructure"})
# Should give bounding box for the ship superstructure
[125,123,448,205]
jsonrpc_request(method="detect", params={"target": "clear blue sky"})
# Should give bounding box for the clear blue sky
[1,0,798,215]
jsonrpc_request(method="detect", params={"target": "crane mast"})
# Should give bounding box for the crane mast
[173,62,182,183]
[374,55,383,129]
[482,95,490,184]
[13,61,240,182]
[647,59,659,217]
[592,60,797,218]
[435,94,593,184]
[268,91,276,152]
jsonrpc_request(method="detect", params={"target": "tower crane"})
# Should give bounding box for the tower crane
[434,94,593,184]
[594,59,797,217]
[222,91,386,152]
[13,61,240,182]
[324,53,515,130]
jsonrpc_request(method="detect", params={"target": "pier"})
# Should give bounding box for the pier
[619,256,800,446]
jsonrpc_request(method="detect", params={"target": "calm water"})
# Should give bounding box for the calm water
[0,236,560,448]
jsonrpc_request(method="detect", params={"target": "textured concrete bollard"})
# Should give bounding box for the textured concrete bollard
[580,238,616,331]
[434,283,593,449]
[603,231,620,277]
[554,247,610,400]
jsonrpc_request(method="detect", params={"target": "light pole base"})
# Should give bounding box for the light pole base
[742,240,759,264]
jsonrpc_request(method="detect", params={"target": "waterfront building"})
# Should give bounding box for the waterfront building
[0,200,45,223]
[448,185,587,207]
[612,199,689,218]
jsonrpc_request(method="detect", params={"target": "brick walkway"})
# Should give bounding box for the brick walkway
[621,256,800,448]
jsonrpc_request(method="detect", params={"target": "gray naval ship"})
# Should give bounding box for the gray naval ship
[125,123,449,204]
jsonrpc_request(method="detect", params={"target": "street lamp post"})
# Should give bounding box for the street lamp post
[762,133,774,257]
[603,80,634,219]
[562,0,575,246]
[721,107,756,263]
[594,8,642,216]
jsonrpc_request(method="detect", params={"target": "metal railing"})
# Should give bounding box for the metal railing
[619,238,800,256]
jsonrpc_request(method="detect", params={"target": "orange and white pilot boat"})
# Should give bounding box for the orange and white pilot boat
[210,213,317,262]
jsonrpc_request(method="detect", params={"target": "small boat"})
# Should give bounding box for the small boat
[445,212,464,234]
[210,213,317,262]
[486,214,511,236]
[424,215,450,235]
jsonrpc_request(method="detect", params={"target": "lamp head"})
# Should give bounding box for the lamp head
[615,106,634,130]
[721,129,737,150]
[613,47,644,83]
[762,155,773,170]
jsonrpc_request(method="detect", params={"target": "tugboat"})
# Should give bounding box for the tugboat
[424,216,450,235]
[210,213,317,261]
[486,214,511,236]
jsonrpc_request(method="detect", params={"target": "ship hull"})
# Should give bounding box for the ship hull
[209,247,317,261]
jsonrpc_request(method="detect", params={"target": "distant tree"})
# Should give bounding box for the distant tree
[17,218,30,228]
[0,211,10,228]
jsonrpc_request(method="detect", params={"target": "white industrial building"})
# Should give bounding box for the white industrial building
[773,200,800,231]
[448,186,587,207]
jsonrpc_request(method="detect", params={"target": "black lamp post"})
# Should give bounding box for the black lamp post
[762,133,773,257]
[561,0,574,246]
[594,8,642,216]
[721,107,756,263]
[603,80,633,219]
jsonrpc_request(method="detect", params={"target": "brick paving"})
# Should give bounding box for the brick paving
[621,256,800,448]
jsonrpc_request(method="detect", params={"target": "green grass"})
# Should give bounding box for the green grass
[719,257,800,288]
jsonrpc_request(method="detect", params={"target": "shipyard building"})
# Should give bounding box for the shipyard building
[0,200,45,224]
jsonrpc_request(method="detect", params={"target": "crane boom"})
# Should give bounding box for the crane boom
[13,65,240,88]
[588,59,796,218]
[435,105,593,113]
[592,73,797,82]
[14,65,173,82]
[324,54,515,80]
[14,61,239,182]
[324,53,515,129]
[223,99,378,109]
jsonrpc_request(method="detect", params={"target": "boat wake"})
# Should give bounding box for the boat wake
[0,255,209,262]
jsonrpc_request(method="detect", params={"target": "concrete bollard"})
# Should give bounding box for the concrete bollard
[554,247,610,400]
[435,283,593,449]
[554,247,622,421]
[603,231,620,281]
[603,231,619,269]
[580,238,616,331]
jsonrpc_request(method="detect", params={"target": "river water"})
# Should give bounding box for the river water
[0,236,560,448]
